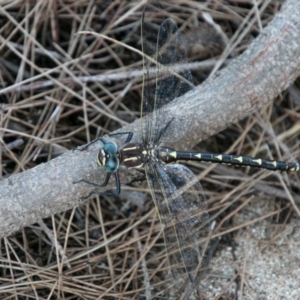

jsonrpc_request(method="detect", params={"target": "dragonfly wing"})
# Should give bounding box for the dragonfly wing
[141,2,194,144]
[145,162,211,286]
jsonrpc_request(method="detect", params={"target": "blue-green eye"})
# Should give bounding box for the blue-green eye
[104,142,118,155]
[106,156,119,173]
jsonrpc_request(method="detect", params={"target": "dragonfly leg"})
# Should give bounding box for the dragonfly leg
[74,131,133,152]
[114,171,121,194]
[73,137,107,152]
[73,172,111,188]
[74,172,121,196]
[108,131,133,143]
[127,169,146,184]
[155,117,174,144]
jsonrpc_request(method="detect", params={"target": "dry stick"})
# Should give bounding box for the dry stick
[0,60,218,94]
[0,0,300,238]
[134,228,151,300]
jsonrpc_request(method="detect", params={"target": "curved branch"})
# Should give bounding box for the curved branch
[0,0,300,237]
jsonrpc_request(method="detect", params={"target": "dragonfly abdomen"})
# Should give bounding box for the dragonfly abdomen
[156,147,178,163]
[175,151,300,171]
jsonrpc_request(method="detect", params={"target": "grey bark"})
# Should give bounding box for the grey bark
[0,0,300,237]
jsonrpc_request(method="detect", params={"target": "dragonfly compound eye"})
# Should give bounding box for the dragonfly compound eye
[104,142,118,154]
[105,156,119,173]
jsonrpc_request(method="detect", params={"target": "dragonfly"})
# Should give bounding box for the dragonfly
[74,1,300,297]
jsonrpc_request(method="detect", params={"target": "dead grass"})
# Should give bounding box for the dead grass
[0,0,300,299]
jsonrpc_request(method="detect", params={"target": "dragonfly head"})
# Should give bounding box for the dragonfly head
[97,141,119,173]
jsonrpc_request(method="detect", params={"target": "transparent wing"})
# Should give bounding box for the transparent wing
[145,162,211,285]
[141,1,194,145]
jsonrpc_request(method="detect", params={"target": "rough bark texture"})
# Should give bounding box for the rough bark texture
[0,0,300,237]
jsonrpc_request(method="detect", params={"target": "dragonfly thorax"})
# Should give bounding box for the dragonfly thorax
[120,142,160,169]
[120,143,179,169]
